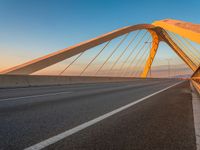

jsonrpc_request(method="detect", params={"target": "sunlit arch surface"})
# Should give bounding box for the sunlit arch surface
[0,19,199,78]
[153,19,200,44]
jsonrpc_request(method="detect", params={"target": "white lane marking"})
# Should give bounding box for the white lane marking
[0,91,72,102]
[0,82,155,103]
[24,81,183,150]
[190,82,200,150]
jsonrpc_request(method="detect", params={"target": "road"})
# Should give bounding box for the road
[0,79,196,150]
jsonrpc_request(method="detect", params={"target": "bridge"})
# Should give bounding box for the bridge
[0,19,199,150]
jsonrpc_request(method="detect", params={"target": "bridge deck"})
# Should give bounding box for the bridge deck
[0,79,197,150]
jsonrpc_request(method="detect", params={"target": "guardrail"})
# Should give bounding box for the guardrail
[191,66,200,95]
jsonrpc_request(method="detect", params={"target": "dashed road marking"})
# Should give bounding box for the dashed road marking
[0,91,72,102]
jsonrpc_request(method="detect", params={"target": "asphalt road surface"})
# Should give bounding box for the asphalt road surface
[0,79,196,150]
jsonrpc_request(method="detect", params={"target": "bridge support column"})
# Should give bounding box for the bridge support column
[140,30,159,78]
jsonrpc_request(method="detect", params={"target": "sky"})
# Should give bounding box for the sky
[0,0,199,75]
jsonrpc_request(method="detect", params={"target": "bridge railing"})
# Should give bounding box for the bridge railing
[191,66,200,94]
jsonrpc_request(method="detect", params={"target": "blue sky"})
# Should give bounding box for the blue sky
[0,0,199,71]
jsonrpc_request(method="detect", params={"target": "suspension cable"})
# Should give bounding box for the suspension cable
[150,56,160,77]
[134,46,150,77]
[123,35,151,76]
[170,32,198,65]
[164,31,196,68]
[181,37,200,66]
[106,31,141,75]
[170,32,199,64]
[183,37,200,56]
[130,43,150,77]
[94,33,129,75]
[137,42,153,77]
[120,31,148,76]
[79,41,111,76]
[59,52,85,75]
[172,32,199,61]
[126,42,148,77]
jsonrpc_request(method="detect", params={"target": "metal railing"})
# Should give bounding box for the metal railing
[191,66,200,94]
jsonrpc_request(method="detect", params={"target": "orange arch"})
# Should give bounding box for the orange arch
[0,19,198,77]
[0,24,157,75]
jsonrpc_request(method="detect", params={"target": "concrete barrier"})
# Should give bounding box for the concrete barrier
[0,74,175,89]
[0,75,138,88]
